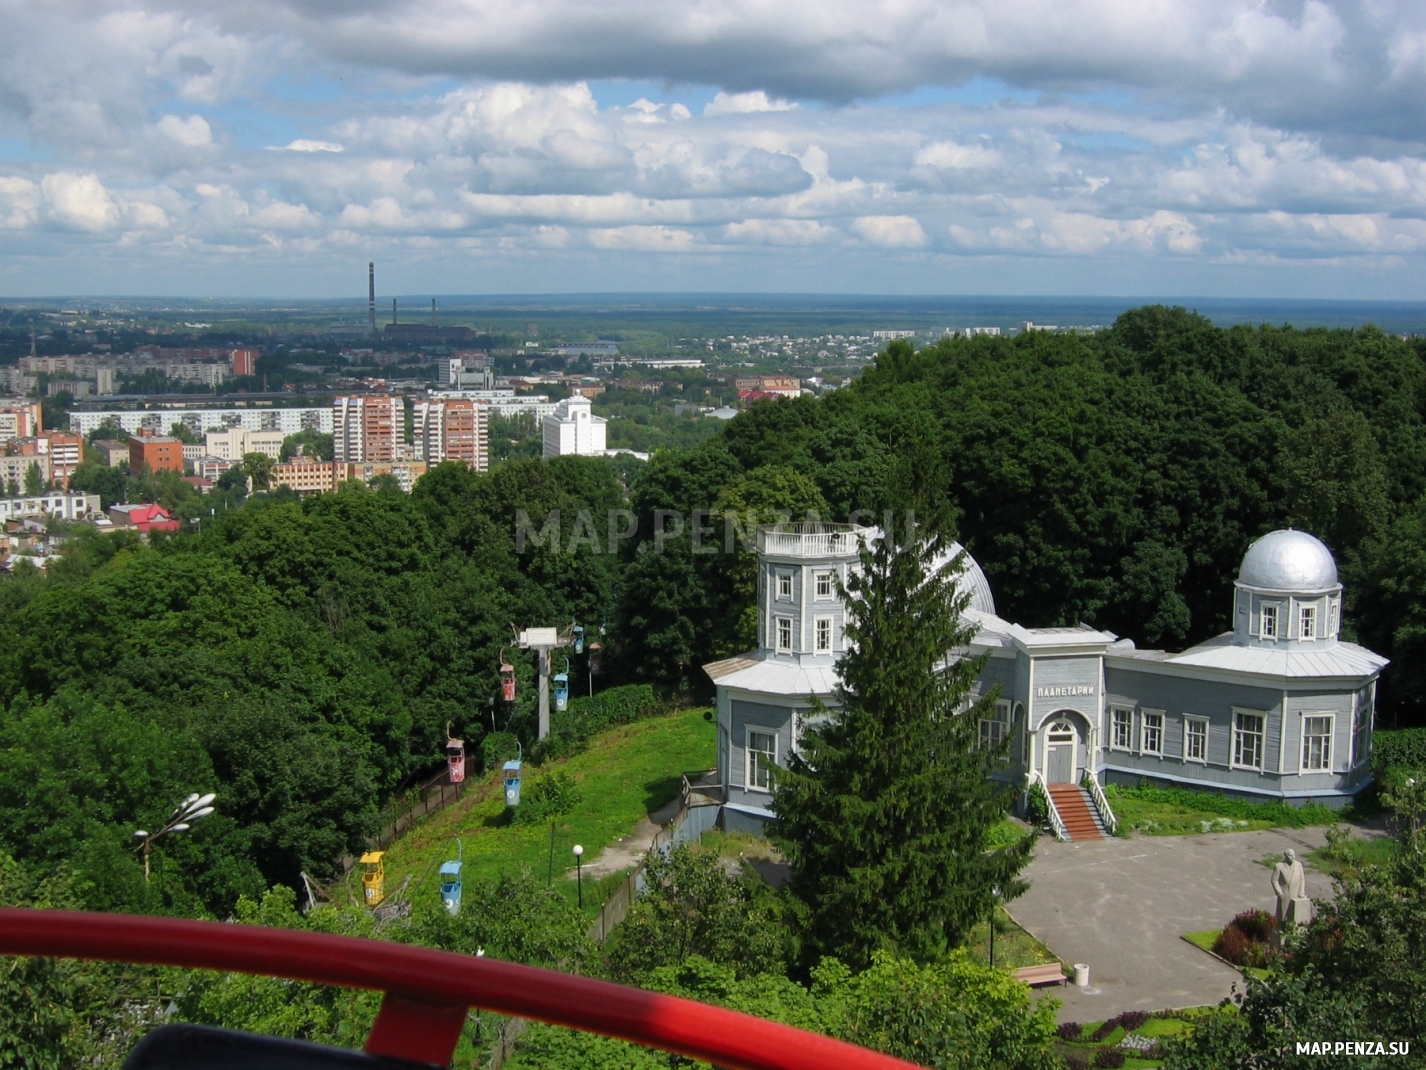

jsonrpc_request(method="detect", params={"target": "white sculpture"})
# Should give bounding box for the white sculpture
[1270,849,1313,927]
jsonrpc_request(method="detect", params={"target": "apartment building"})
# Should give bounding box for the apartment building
[0,493,101,522]
[333,396,399,463]
[0,401,43,439]
[0,454,51,489]
[204,427,285,462]
[269,461,335,496]
[128,435,184,474]
[413,398,488,471]
[71,408,332,437]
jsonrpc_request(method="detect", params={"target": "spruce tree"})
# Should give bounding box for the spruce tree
[773,513,1035,968]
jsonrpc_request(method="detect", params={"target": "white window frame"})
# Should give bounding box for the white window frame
[745,726,777,792]
[1110,706,1134,751]
[1301,712,1334,772]
[1183,716,1209,764]
[1140,709,1164,756]
[1352,690,1372,768]
[775,571,794,601]
[775,616,794,652]
[813,615,833,653]
[1260,604,1279,641]
[814,570,835,600]
[1329,601,1339,638]
[1232,710,1267,770]
[1299,604,1317,642]
[979,699,1011,751]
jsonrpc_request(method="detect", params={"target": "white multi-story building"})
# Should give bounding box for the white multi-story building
[542,396,607,459]
[0,493,102,521]
[204,428,286,462]
[71,408,333,437]
[429,390,556,419]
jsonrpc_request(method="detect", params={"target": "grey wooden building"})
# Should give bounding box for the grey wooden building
[703,524,1386,838]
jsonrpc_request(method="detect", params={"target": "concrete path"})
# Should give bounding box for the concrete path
[1005,826,1337,1022]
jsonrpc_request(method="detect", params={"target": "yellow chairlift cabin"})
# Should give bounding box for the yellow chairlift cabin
[359,851,385,907]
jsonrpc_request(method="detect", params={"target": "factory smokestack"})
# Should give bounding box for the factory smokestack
[368,262,376,334]
[392,298,398,325]
[431,298,436,327]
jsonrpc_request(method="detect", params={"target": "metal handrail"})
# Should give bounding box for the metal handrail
[0,908,919,1070]
[1081,768,1117,836]
[1027,770,1067,841]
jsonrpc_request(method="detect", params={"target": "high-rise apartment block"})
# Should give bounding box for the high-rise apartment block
[231,349,259,377]
[40,432,84,485]
[333,396,399,463]
[0,400,43,439]
[414,399,488,471]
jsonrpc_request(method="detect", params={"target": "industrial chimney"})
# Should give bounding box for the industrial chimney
[431,298,436,328]
[368,262,376,334]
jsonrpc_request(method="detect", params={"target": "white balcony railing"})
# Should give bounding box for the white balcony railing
[757,523,875,559]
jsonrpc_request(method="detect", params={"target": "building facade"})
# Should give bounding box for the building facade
[0,493,101,521]
[542,396,607,458]
[333,396,399,463]
[128,435,184,474]
[414,399,488,471]
[704,525,1387,835]
[71,408,333,438]
[204,428,285,462]
[0,454,50,489]
[0,401,43,439]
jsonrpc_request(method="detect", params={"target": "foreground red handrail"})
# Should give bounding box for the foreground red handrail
[0,909,920,1070]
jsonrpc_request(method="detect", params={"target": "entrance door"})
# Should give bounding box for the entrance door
[1046,719,1076,784]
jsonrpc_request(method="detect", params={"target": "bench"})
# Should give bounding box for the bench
[1012,963,1066,987]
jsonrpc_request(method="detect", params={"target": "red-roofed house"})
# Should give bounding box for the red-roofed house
[107,503,181,533]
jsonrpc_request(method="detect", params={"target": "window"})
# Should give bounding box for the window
[1353,690,1372,767]
[814,616,832,652]
[979,699,1011,751]
[1184,718,1208,763]
[1302,715,1332,771]
[775,616,793,652]
[1140,711,1164,755]
[1330,602,1339,637]
[1260,604,1278,640]
[1300,604,1317,641]
[1111,707,1133,751]
[776,572,793,600]
[814,571,834,599]
[747,729,777,790]
[1233,712,1265,769]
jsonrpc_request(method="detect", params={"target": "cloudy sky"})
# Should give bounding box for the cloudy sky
[2,0,1425,298]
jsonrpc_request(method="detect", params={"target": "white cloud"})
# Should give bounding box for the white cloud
[587,224,696,250]
[722,218,841,244]
[705,91,798,116]
[0,177,41,230]
[277,139,344,153]
[41,172,120,231]
[852,215,928,248]
[157,114,212,147]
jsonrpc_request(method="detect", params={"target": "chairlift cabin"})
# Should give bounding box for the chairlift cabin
[358,852,385,907]
[503,759,522,809]
[572,624,585,654]
[445,723,465,784]
[553,670,569,712]
[588,641,603,676]
[439,840,463,917]
[499,650,516,702]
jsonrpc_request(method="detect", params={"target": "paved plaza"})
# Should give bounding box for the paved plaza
[1006,827,1339,1021]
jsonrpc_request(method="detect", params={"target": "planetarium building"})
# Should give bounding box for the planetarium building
[704,525,1387,838]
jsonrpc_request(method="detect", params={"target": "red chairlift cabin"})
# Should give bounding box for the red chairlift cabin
[499,649,516,702]
[445,721,465,784]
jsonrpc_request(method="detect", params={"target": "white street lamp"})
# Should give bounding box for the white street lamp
[135,792,217,881]
[572,844,584,908]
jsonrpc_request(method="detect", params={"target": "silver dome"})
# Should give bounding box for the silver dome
[934,541,997,616]
[1237,529,1339,593]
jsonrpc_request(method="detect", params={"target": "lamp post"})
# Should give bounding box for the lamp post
[989,885,1001,969]
[134,792,216,882]
[572,844,584,908]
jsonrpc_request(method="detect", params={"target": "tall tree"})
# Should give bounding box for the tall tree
[774,511,1035,969]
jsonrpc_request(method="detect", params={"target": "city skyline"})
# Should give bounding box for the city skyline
[1,0,1424,299]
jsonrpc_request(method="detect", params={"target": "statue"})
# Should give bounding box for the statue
[1270,849,1312,928]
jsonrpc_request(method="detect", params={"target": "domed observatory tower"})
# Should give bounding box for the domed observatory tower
[1102,529,1388,808]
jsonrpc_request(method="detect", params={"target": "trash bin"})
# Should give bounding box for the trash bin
[1073,963,1090,987]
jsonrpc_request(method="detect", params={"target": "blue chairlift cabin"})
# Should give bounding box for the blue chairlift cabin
[572,624,584,654]
[503,759,522,808]
[439,840,463,917]
[553,667,570,712]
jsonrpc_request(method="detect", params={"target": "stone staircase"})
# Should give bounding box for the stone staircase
[1047,784,1108,840]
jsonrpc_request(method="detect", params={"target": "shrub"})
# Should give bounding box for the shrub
[1057,1021,1083,1041]
[1212,924,1251,965]
[1230,909,1276,944]
[1116,1011,1149,1033]
[513,772,583,825]
[482,731,520,770]
[1063,1055,1090,1070]
[1372,728,1426,777]
[1026,782,1050,828]
[1094,1048,1125,1068]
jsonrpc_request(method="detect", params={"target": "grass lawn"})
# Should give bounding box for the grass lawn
[1182,930,1271,980]
[967,907,1060,971]
[362,708,716,911]
[1107,784,1340,836]
[1309,831,1396,880]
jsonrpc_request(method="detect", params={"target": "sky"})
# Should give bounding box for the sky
[1,0,1425,299]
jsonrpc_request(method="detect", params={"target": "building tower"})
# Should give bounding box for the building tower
[333,396,398,463]
[368,262,376,335]
[414,398,488,472]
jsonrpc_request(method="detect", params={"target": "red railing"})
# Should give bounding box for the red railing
[0,909,920,1070]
